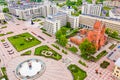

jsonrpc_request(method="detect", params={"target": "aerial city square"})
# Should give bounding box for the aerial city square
[0,0,120,80]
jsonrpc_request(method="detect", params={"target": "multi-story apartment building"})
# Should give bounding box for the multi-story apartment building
[43,16,60,34]
[103,0,120,7]
[79,15,120,33]
[113,58,120,80]
[53,12,67,27]
[68,15,79,28]
[82,3,102,16]
[59,6,74,15]
[43,12,67,34]
[8,0,58,20]
[43,11,79,34]
[109,8,120,19]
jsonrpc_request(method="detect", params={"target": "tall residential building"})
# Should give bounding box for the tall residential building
[113,58,120,79]
[53,12,67,27]
[82,3,102,16]
[79,15,120,33]
[8,0,58,20]
[103,1,120,7]
[59,6,75,16]
[43,16,60,34]
[43,12,67,34]
[109,8,120,19]
[68,15,79,28]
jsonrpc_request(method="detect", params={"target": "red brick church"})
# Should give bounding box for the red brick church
[70,20,107,50]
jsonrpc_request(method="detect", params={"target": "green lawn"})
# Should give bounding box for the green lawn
[103,6,111,11]
[34,45,62,60]
[51,44,60,50]
[95,50,108,61]
[79,60,87,67]
[68,64,87,80]
[0,67,8,80]
[8,32,41,52]
[68,46,78,53]
[109,44,117,50]
[21,50,32,56]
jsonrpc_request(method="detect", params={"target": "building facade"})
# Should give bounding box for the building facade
[79,15,120,33]
[109,8,120,19]
[8,0,58,20]
[103,1,120,7]
[82,3,102,16]
[70,20,107,50]
[113,58,120,80]
[43,12,67,34]
[68,15,79,28]
[43,17,60,34]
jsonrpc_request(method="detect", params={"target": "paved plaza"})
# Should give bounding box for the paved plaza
[0,17,117,80]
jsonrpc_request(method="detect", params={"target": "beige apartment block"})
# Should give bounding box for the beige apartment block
[113,58,120,80]
[79,15,120,33]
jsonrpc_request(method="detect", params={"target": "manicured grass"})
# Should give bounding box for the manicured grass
[40,28,46,31]
[103,6,111,11]
[42,31,52,37]
[1,39,5,42]
[100,61,110,69]
[0,67,8,80]
[21,50,31,56]
[32,19,41,22]
[62,49,68,54]
[6,31,13,34]
[0,26,7,29]
[0,31,13,37]
[66,28,79,38]
[0,34,5,37]
[109,44,117,50]
[39,22,44,25]
[79,60,87,67]
[34,45,62,60]
[68,64,87,80]
[68,46,78,53]
[51,44,60,50]
[8,32,41,52]
[95,50,108,61]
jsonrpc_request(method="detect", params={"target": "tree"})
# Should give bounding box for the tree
[55,30,62,39]
[58,35,68,47]
[2,8,9,13]
[111,31,119,38]
[105,28,111,34]
[66,22,71,28]
[79,39,96,60]
[17,0,21,4]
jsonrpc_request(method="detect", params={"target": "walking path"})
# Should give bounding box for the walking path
[0,19,116,80]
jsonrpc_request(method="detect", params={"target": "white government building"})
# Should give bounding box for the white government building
[103,0,120,7]
[43,7,79,34]
[109,8,120,19]
[43,12,67,34]
[8,0,58,20]
[82,3,102,16]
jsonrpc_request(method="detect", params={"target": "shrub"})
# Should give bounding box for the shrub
[100,61,110,69]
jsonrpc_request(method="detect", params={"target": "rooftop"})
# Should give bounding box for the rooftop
[8,1,44,10]
[46,12,67,22]
[115,58,120,67]
[111,8,120,16]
